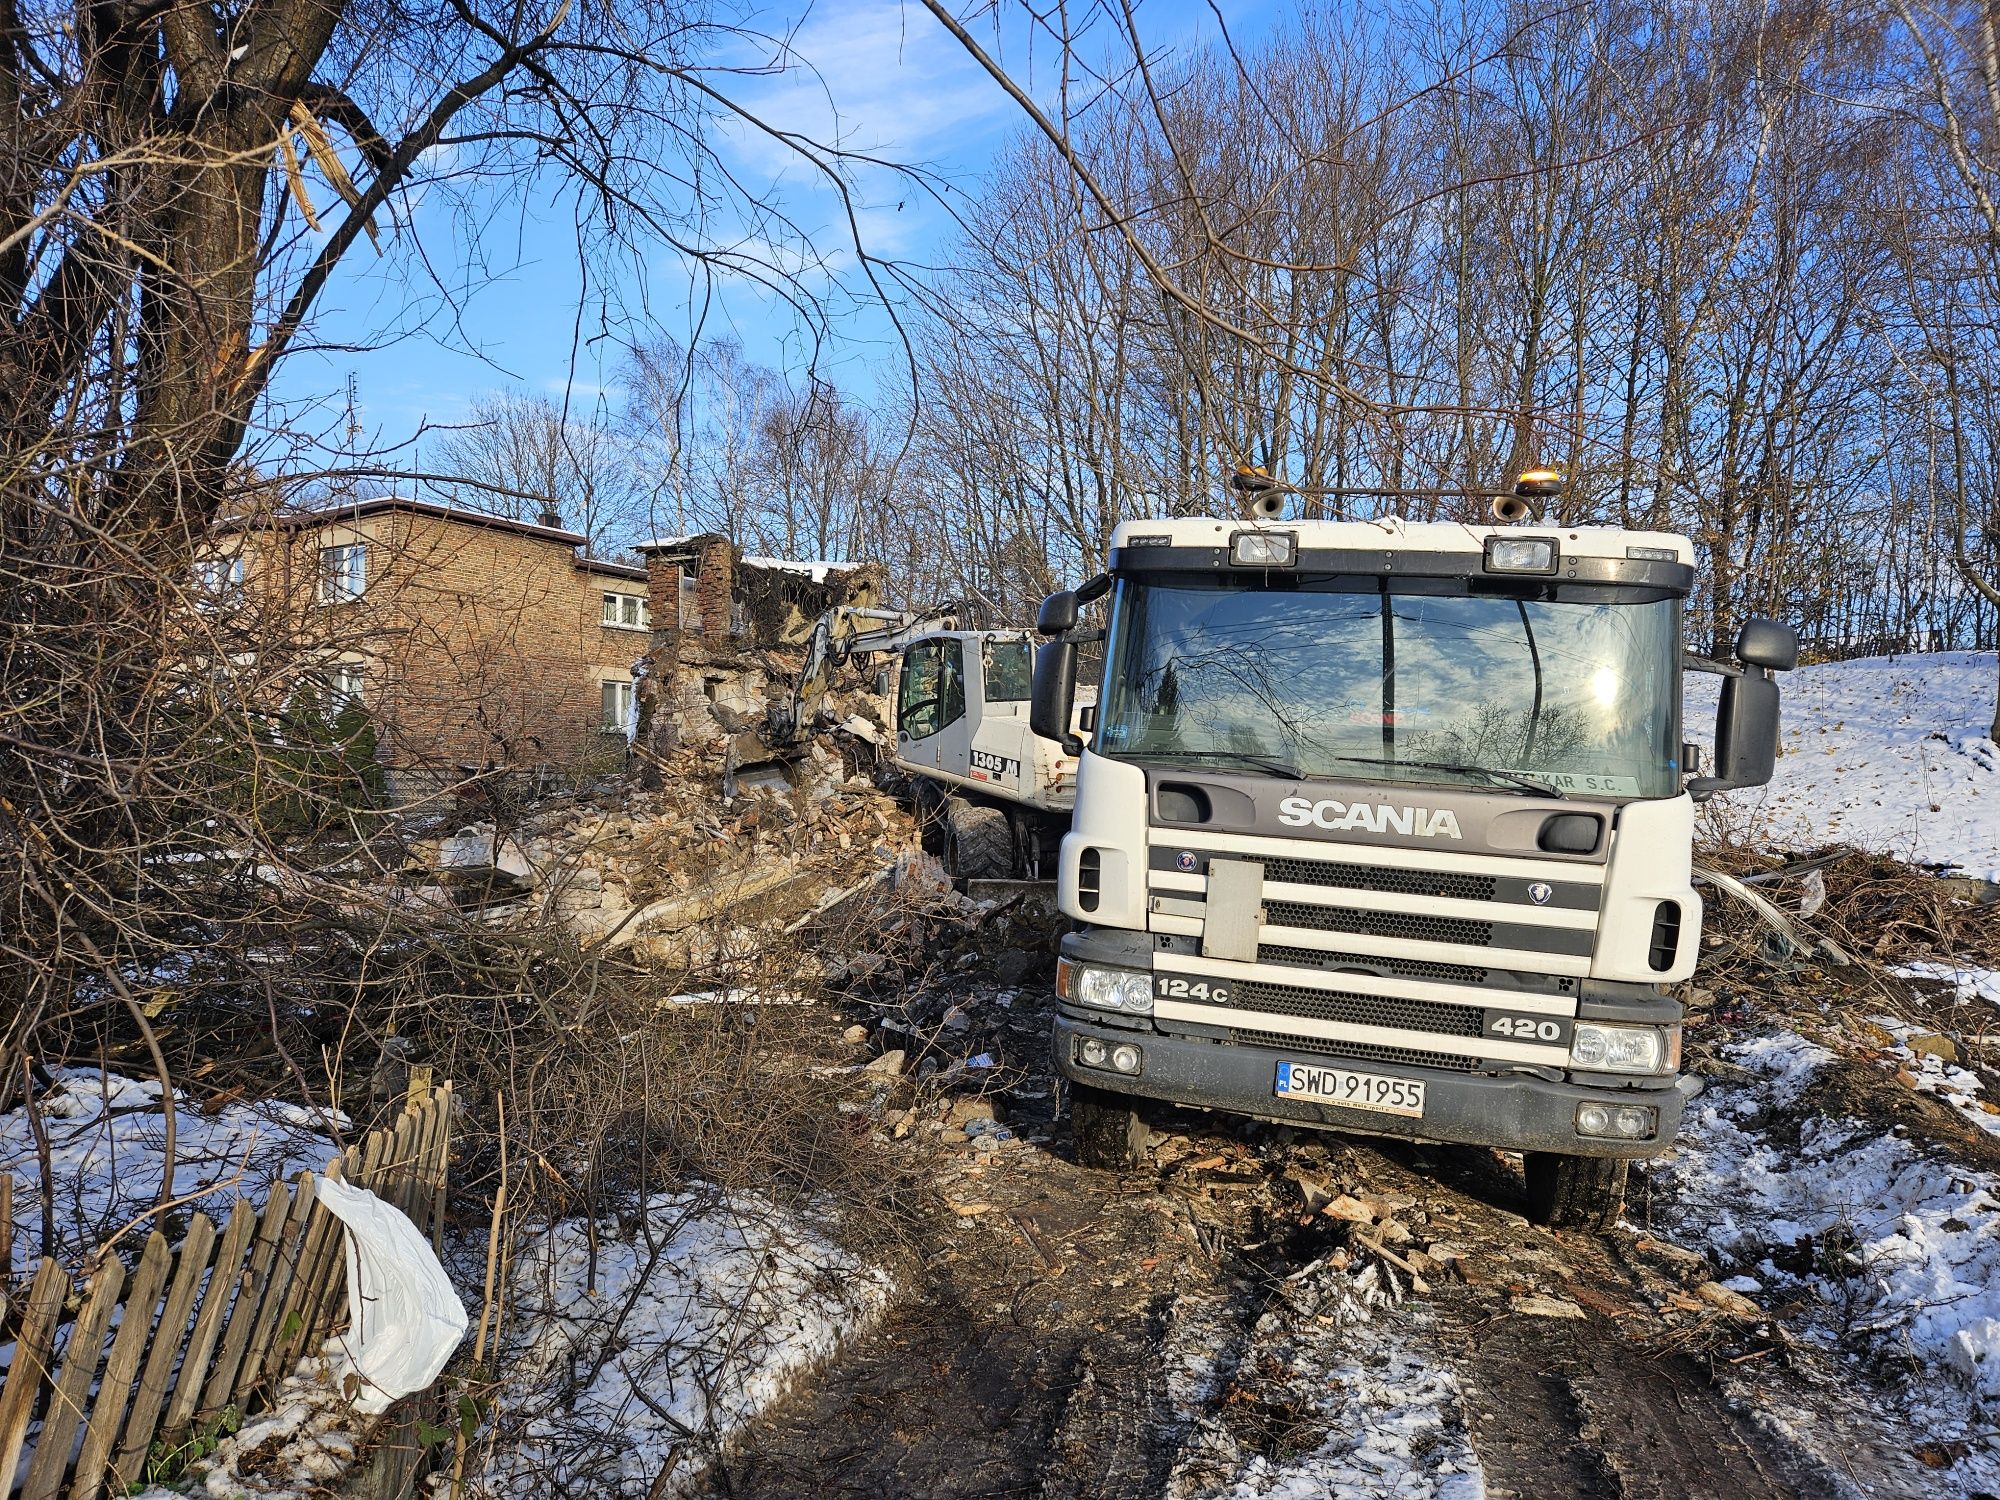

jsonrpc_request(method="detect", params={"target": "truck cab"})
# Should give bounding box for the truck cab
[1033,515,1796,1227]
[893,630,1084,878]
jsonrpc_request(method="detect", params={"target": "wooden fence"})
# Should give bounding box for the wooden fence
[0,1081,452,1500]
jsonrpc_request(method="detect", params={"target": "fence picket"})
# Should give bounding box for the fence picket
[70,1231,173,1500]
[112,1211,217,1491]
[160,1199,257,1439]
[234,1173,317,1400]
[0,1258,65,1494]
[198,1181,296,1421]
[20,1253,125,1500]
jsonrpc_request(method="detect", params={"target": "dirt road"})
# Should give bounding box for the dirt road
[704,972,1985,1500]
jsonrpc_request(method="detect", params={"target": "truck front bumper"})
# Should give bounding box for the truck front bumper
[1054,1012,1686,1159]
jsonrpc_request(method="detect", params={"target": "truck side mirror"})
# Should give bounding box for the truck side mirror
[1736,618,1799,672]
[1037,590,1079,636]
[1032,640,1082,754]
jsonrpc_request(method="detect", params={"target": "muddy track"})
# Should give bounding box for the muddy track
[703,983,1957,1499]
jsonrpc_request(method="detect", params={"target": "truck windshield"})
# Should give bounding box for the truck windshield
[1094,577,1682,798]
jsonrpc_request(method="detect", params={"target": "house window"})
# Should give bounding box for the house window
[319,543,366,603]
[194,554,246,608]
[601,678,634,735]
[327,663,364,711]
[678,573,699,629]
[601,592,649,630]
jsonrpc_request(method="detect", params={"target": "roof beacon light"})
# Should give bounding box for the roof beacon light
[1514,467,1564,498]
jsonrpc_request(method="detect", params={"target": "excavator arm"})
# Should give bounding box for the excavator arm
[777,602,961,743]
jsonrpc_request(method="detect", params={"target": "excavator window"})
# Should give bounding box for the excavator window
[899,640,943,739]
[939,639,967,727]
[982,639,1033,701]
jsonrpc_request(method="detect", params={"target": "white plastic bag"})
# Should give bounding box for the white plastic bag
[316,1175,469,1414]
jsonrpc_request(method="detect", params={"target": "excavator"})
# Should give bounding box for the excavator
[777,602,1086,880]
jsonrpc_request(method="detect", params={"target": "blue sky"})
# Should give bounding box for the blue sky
[262,1,1265,467]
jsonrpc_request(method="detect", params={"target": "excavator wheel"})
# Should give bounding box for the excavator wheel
[943,797,1014,880]
[1523,1152,1629,1232]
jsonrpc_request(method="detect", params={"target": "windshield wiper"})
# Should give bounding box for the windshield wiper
[1321,755,1565,799]
[1122,748,1311,779]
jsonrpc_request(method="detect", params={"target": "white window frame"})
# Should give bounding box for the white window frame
[319,542,367,604]
[600,591,649,630]
[600,677,635,735]
[327,663,364,711]
[194,554,246,608]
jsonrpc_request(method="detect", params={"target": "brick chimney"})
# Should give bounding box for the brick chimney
[692,534,736,637]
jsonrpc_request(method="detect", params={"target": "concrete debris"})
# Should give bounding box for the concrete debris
[864,1050,907,1076]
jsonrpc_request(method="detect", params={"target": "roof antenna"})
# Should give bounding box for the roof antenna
[337,372,363,500]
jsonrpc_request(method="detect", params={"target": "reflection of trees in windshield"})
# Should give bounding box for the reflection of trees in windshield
[1100,580,1680,797]
[1407,702,1589,769]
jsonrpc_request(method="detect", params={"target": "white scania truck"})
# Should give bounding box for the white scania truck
[1030,488,1797,1228]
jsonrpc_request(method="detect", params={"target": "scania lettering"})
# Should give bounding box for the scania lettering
[1031,471,1798,1230]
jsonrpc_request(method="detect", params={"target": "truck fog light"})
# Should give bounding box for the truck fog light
[1569,1022,1672,1075]
[1072,962,1154,1015]
[1111,1043,1142,1075]
[1079,1037,1109,1068]
[1614,1105,1656,1138]
[1576,1102,1659,1140]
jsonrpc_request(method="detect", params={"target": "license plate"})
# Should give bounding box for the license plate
[1275,1061,1426,1118]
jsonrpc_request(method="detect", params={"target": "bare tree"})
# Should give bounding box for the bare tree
[428,392,645,554]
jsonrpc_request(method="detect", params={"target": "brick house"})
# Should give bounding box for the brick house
[205,500,883,789]
[212,496,655,785]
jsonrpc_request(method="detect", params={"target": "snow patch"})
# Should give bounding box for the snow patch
[1895,961,2000,1009]
[1691,651,1999,880]
[1655,1033,2000,1492]
[1,1070,340,1274]
[469,1189,890,1496]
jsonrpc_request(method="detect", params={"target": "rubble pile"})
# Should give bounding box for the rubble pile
[416,734,920,961]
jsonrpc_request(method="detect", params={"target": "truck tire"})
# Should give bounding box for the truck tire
[1523,1152,1628,1232]
[943,798,1013,880]
[1070,1083,1148,1171]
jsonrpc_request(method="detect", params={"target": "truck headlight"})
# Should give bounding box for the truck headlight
[1484,536,1557,574]
[1569,1022,1678,1075]
[1229,531,1296,567]
[1057,959,1154,1014]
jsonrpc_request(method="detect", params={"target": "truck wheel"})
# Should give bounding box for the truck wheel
[1523,1152,1628,1232]
[944,798,1013,880]
[1070,1083,1148,1171]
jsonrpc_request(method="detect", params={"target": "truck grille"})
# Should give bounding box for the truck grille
[1232,979,1484,1039]
[1231,1029,1481,1074]
[1259,943,1488,986]
[1264,899,1492,947]
[1262,856,1494,903]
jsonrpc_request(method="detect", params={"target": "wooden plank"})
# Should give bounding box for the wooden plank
[430,1086,453,1248]
[20,1253,125,1500]
[198,1182,295,1421]
[112,1212,217,1491]
[312,1134,384,1336]
[0,1258,67,1495]
[71,1232,173,1500]
[384,1112,418,1214]
[235,1174,317,1400]
[160,1199,257,1439]
[272,1165,345,1372]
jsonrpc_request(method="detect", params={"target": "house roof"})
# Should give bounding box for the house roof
[224,494,589,548]
[575,556,648,582]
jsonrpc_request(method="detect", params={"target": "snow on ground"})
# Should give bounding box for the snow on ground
[470,1188,892,1497]
[1162,1268,1485,1500]
[1694,651,1999,879]
[1896,960,2000,1008]
[1653,1033,2000,1494]
[1,1070,341,1273]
